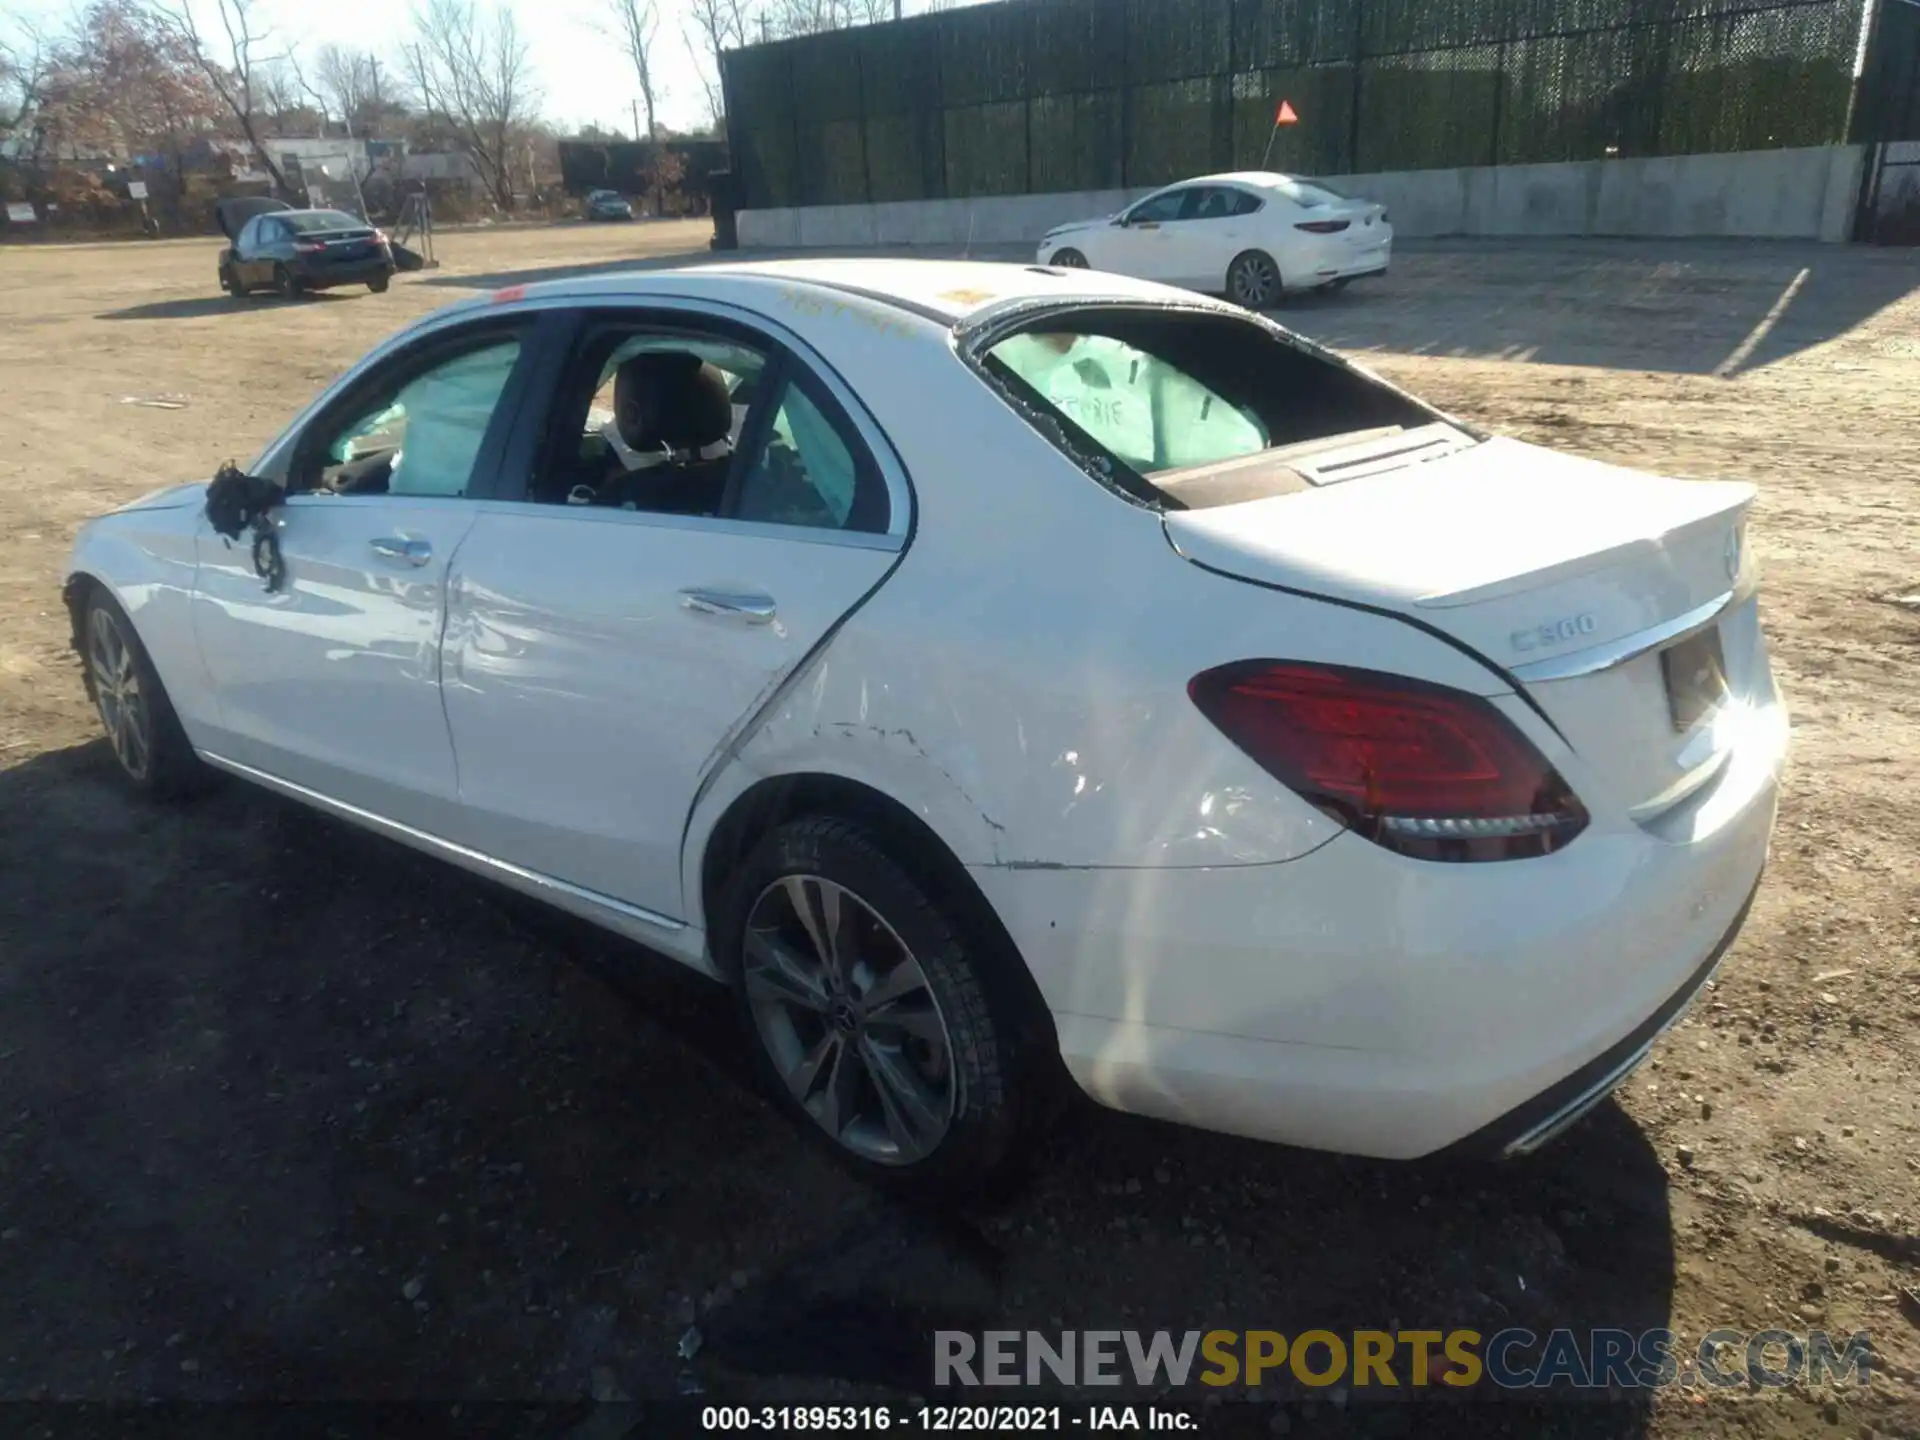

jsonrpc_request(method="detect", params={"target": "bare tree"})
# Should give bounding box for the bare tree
[760,0,894,40]
[406,0,536,211]
[316,44,394,136]
[314,43,365,134]
[0,18,58,154]
[681,0,747,128]
[605,0,661,142]
[152,0,294,195]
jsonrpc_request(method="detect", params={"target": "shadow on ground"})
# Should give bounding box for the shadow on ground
[1272,239,1920,377]
[0,740,1677,1434]
[97,292,358,322]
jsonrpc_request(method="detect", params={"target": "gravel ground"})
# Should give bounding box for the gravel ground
[0,222,1917,1439]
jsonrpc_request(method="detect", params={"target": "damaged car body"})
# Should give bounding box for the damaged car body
[63,259,1788,1191]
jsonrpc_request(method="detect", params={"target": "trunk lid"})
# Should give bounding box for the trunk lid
[304,228,382,262]
[214,195,291,241]
[1164,435,1758,817]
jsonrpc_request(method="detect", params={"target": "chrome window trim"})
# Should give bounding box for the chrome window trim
[198,751,687,933]
[1512,587,1745,684]
[462,499,903,553]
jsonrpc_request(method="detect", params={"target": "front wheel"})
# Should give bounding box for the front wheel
[724,817,1034,1195]
[272,264,301,301]
[1226,250,1283,309]
[367,274,390,294]
[81,589,207,799]
[1050,247,1088,269]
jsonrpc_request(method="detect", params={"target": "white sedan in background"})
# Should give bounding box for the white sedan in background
[64,259,1782,1192]
[1036,170,1392,308]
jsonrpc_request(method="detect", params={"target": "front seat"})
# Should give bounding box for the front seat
[598,352,736,515]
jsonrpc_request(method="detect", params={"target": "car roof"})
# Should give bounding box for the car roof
[1158,171,1322,192]
[483,257,1223,328]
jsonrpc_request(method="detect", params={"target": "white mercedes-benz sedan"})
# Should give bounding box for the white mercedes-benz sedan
[1035,171,1393,307]
[64,258,1784,1191]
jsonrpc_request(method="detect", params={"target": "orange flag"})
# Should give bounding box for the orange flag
[1275,100,1299,125]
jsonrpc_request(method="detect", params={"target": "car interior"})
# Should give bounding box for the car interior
[307,339,525,499]
[533,333,763,514]
[302,326,881,533]
[983,309,1460,508]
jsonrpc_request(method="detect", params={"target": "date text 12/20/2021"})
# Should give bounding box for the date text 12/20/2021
[700,1405,1199,1431]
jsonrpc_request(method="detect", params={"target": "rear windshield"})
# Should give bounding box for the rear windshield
[979,308,1466,508]
[285,210,365,233]
[1275,176,1348,206]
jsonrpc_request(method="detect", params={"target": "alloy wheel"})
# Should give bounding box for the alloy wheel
[742,874,957,1166]
[1052,248,1088,269]
[88,606,151,782]
[1230,253,1281,308]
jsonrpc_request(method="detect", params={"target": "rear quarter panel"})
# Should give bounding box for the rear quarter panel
[680,283,1526,925]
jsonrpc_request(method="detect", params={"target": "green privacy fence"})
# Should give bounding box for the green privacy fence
[720,0,1866,209]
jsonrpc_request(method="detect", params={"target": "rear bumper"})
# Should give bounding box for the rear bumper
[296,257,395,289]
[1436,871,1758,1158]
[973,707,1783,1160]
[1308,242,1392,286]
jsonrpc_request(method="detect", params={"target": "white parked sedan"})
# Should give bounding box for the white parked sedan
[64,259,1784,1191]
[1036,171,1393,308]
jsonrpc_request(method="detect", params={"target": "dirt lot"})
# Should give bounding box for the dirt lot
[0,222,1917,1438]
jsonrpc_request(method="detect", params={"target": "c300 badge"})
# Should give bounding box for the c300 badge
[1512,613,1599,653]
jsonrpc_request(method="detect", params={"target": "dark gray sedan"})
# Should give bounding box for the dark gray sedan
[215,198,396,299]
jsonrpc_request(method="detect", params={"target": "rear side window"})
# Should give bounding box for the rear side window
[979,309,1468,508]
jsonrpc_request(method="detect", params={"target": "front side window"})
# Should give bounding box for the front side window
[305,337,523,497]
[981,309,1460,507]
[1127,189,1188,224]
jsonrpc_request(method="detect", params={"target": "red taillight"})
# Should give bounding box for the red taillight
[1295,219,1351,234]
[294,240,326,253]
[1188,661,1587,862]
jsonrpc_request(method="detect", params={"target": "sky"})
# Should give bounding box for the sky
[0,0,923,137]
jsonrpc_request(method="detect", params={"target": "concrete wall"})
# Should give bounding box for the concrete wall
[738,144,1868,249]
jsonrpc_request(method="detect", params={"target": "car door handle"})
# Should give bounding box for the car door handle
[370,536,432,567]
[679,587,776,624]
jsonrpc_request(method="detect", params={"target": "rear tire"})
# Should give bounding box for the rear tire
[1050,248,1088,269]
[721,816,1035,1196]
[219,263,243,297]
[1226,250,1283,309]
[367,274,390,294]
[272,264,301,301]
[80,588,208,801]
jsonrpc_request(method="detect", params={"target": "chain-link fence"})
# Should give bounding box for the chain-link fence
[722,0,1867,209]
